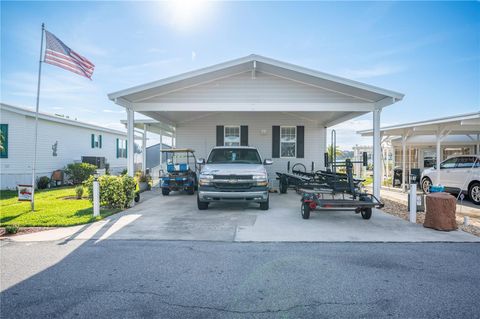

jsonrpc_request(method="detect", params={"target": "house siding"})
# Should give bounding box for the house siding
[148,71,361,104]
[175,112,326,187]
[0,108,127,189]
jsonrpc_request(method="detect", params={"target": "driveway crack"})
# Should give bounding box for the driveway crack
[86,288,369,314]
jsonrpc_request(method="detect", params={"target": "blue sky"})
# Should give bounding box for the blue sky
[1,1,479,148]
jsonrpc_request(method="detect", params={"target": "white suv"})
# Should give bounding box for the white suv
[421,155,480,205]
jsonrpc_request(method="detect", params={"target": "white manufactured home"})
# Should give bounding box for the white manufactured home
[108,54,404,197]
[0,103,128,189]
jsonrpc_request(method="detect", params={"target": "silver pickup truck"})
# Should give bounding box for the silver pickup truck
[196,146,272,210]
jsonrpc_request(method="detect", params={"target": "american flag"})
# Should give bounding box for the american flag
[44,30,95,79]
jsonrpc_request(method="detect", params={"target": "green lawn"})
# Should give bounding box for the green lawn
[0,186,121,227]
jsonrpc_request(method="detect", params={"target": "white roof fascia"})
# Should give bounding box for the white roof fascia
[357,111,480,136]
[108,54,405,104]
[1,103,126,136]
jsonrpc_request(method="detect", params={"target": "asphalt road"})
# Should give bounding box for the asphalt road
[1,240,480,318]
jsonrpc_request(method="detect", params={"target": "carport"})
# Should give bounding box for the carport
[358,112,480,190]
[108,54,404,198]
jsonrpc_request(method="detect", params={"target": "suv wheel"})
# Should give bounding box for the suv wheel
[421,177,432,194]
[260,196,269,210]
[469,182,480,205]
[197,194,209,210]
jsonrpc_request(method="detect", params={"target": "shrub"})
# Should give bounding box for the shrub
[37,176,50,189]
[64,163,97,185]
[75,185,84,199]
[84,175,137,209]
[120,168,128,175]
[5,225,19,234]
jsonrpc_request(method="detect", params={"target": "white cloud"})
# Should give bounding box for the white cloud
[103,109,125,114]
[191,51,197,61]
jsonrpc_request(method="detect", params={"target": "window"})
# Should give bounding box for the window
[280,126,296,158]
[117,139,127,158]
[91,134,102,148]
[456,156,478,168]
[440,157,457,169]
[224,126,240,146]
[0,124,8,158]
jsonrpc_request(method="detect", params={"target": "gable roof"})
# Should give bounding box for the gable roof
[1,102,126,136]
[108,54,404,105]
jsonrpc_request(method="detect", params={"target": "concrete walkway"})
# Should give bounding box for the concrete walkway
[4,189,479,243]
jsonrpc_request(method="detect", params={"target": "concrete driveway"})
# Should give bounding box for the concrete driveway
[8,188,479,242]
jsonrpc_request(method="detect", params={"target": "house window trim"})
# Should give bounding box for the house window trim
[224,125,241,147]
[117,138,127,158]
[280,126,297,159]
[0,124,8,159]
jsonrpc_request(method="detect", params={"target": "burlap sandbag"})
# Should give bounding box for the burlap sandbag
[424,192,457,231]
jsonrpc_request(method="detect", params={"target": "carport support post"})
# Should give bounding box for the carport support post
[373,108,382,199]
[127,108,135,177]
[142,124,147,174]
[402,135,407,192]
[436,132,441,185]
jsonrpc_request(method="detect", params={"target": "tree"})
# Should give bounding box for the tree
[327,145,342,161]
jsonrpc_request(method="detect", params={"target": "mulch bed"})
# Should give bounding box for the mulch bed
[381,198,480,237]
[0,227,56,238]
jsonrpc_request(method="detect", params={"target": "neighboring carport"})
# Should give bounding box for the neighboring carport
[108,54,404,199]
[358,112,480,190]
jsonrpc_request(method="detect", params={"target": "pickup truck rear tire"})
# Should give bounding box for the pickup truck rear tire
[162,188,170,196]
[197,195,209,210]
[260,196,269,210]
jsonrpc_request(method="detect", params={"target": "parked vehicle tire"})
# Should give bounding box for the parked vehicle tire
[162,188,170,196]
[260,196,269,210]
[197,195,209,210]
[421,177,432,194]
[279,178,288,194]
[301,202,310,219]
[469,182,480,205]
[361,207,372,220]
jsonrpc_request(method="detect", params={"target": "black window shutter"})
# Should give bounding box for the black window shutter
[240,125,248,146]
[216,126,224,146]
[91,134,95,148]
[296,126,305,158]
[99,135,102,148]
[272,126,280,158]
[116,138,119,158]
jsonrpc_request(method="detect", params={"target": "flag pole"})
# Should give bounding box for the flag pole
[31,23,45,211]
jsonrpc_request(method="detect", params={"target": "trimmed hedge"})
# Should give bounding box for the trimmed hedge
[84,175,136,209]
[65,163,97,185]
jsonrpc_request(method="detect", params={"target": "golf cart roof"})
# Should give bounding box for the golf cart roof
[160,148,195,153]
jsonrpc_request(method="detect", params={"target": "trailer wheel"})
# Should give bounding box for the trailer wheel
[361,208,372,220]
[301,202,311,219]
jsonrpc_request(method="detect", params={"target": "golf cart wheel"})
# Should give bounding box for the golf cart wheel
[421,177,432,194]
[197,195,209,210]
[279,178,288,194]
[301,202,310,219]
[469,182,480,205]
[162,188,170,196]
[134,192,140,203]
[361,208,372,220]
[260,196,269,210]
[186,187,195,195]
